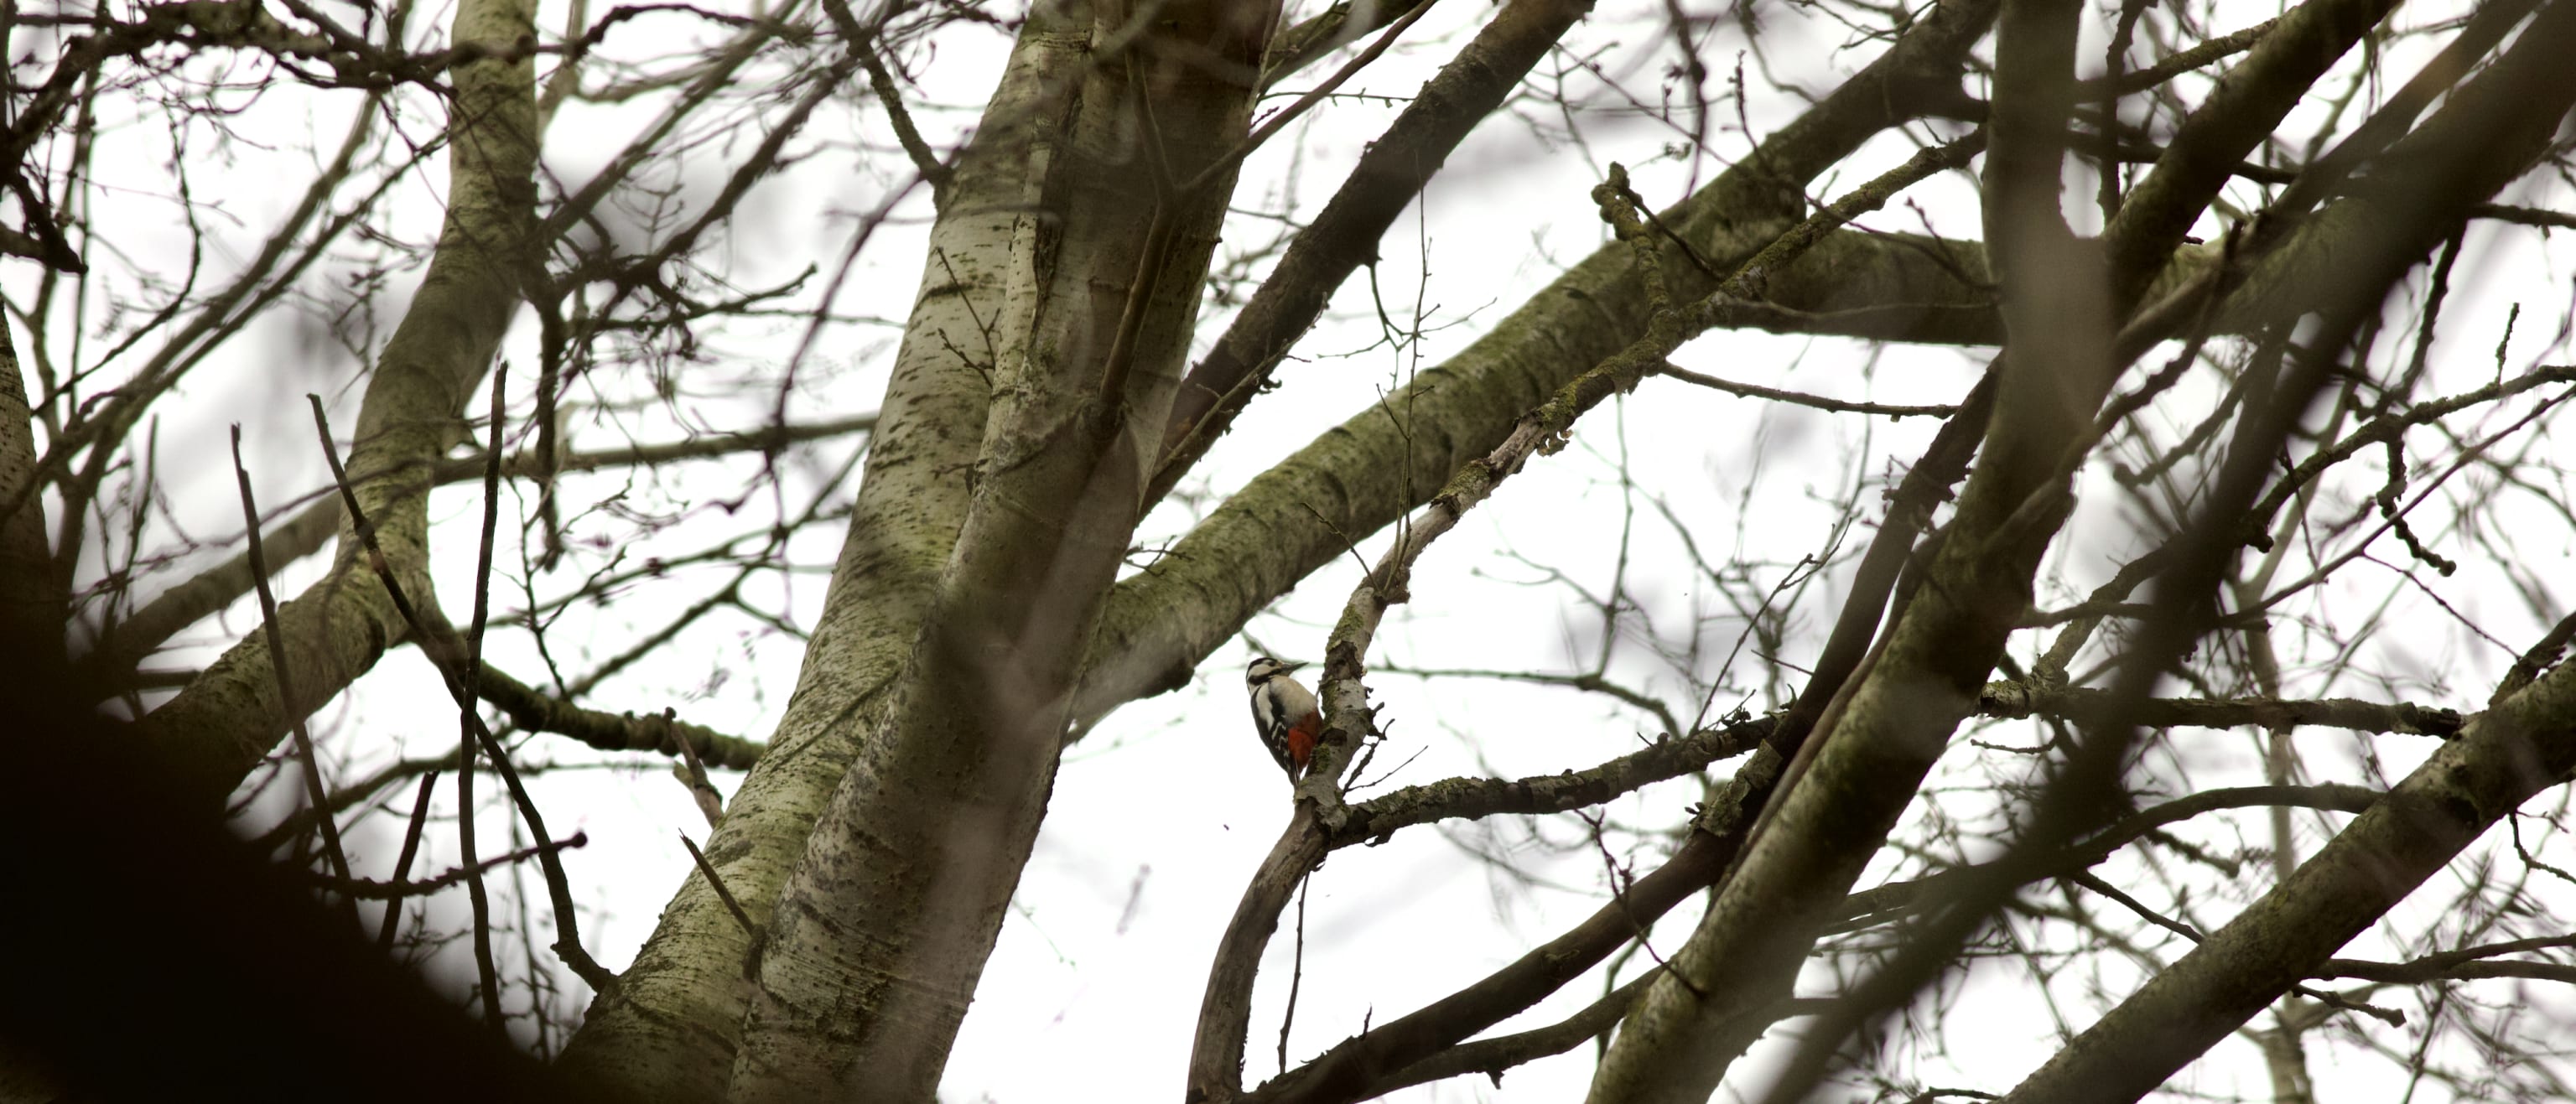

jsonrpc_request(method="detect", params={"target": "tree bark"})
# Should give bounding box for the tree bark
[1581,0,2116,1092]
[1074,0,2012,732]
[562,5,1283,1100]
[0,319,60,683]
[1995,2,2576,1096]
[1584,0,2572,1096]
[1998,655,2576,1103]
[553,13,1088,1098]
[132,0,539,800]
[564,0,2496,1096]
[721,5,1279,1101]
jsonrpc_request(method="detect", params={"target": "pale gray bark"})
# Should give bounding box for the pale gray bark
[495,0,2547,1093]
[0,319,59,675]
[552,23,1067,1097]
[1581,3,2116,1096]
[1583,0,2573,1096]
[1075,0,2013,733]
[723,5,1277,1099]
[132,0,540,800]
[558,6,1275,1097]
[18,0,2573,1100]
[1988,2,2576,1096]
[1068,0,2444,740]
[1578,0,2438,1088]
[1998,656,2576,1104]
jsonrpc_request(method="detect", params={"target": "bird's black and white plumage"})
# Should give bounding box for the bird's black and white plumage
[1244,656,1323,782]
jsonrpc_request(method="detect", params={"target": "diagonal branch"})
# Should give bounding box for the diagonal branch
[1148,0,1595,506]
[133,0,542,803]
[1588,0,2116,1095]
[1987,7,2576,1093]
[304,394,616,994]
[1202,125,2012,1098]
[1079,0,2008,734]
[229,426,358,920]
[90,413,875,687]
[304,831,588,900]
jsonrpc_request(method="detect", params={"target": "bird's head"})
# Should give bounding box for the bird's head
[1245,656,1306,685]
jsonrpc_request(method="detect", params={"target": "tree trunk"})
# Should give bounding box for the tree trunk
[724,5,1278,1097]
[0,319,60,682]
[562,4,1280,1100]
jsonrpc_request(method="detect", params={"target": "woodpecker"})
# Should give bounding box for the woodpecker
[1244,656,1323,782]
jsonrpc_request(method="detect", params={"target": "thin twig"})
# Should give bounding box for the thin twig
[854,35,951,204]
[377,769,441,952]
[671,709,725,827]
[680,832,757,936]
[229,425,357,925]
[1182,0,1440,199]
[463,365,517,1022]
[304,393,617,994]
[456,686,503,1027]
[1653,364,1961,418]
[308,831,588,900]
[1277,873,1311,1077]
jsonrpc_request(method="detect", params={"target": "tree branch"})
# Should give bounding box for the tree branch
[1977,682,2465,737]
[91,414,875,684]
[303,831,587,900]
[1149,0,1595,505]
[132,0,543,801]
[1079,0,2008,734]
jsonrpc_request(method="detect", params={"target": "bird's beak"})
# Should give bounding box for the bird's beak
[1280,661,1307,675]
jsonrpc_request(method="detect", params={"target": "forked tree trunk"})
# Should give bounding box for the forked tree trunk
[561,4,1279,1100]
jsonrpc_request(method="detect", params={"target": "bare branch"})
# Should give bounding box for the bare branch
[1978,682,2465,737]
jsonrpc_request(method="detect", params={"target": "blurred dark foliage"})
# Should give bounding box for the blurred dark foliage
[0,626,605,1104]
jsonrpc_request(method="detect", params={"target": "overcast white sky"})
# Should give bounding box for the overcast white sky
[30,0,2576,1099]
